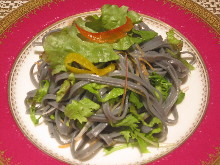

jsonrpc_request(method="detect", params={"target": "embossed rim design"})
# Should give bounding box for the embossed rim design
[8,11,210,165]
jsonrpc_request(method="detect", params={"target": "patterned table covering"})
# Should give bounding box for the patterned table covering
[0,1,219,165]
[0,0,220,19]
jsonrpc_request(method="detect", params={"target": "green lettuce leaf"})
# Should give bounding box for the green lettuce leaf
[112,29,157,50]
[131,29,158,44]
[78,5,142,33]
[85,15,105,32]
[43,26,119,69]
[64,98,100,123]
[127,10,143,23]
[101,4,128,30]
[51,64,67,75]
[112,35,135,50]
[74,17,97,32]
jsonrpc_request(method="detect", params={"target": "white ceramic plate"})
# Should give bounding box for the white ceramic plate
[8,12,209,165]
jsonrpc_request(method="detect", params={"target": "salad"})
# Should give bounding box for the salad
[25,4,196,160]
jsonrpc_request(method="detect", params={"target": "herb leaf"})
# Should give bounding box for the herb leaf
[149,72,172,100]
[64,98,100,123]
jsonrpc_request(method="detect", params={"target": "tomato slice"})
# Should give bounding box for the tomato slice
[75,17,133,43]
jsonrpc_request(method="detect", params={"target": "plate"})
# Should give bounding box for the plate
[0,0,220,165]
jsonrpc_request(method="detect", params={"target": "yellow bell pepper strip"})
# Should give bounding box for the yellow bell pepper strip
[64,53,115,76]
[75,17,133,43]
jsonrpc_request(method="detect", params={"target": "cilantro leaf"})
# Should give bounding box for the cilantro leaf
[104,143,136,155]
[83,83,124,102]
[176,91,185,104]
[56,80,71,102]
[129,105,148,126]
[166,29,183,51]
[30,106,41,125]
[28,80,49,125]
[33,80,50,103]
[56,73,75,102]
[120,129,131,143]
[145,117,163,142]
[101,88,124,102]
[114,114,139,130]
[129,92,143,109]
[166,48,195,71]
[64,98,100,123]
[149,72,172,100]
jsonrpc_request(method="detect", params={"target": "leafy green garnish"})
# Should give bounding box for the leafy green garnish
[101,88,124,102]
[56,80,71,102]
[84,15,105,32]
[113,114,151,152]
[166,29,183,51]
[30,106,41,125]
[33,80,50,103]
[64,98,100,123]
[28,80,49,125]
[49,114,55,120]
[112,29,158,50]
[56,73,75,102]
[104,143,136,155]
[83,83,124,102]
[145,117,163,142]
[129,92,143,109]
[129,105,147,126]
[131,29,158,44]
[112,113,162,152]
[114,114,140,129]
[166,48,195,71]
[179,58,195,71]
[176,91,185,104]
[149,72,172,100]
[166,30,195,70]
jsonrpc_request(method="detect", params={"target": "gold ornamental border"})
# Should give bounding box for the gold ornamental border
[0,0,220,39]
